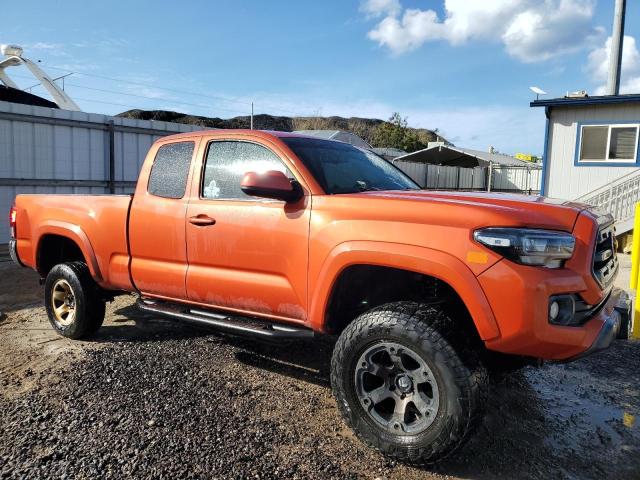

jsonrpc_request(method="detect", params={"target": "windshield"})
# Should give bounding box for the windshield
[282,137,420,194]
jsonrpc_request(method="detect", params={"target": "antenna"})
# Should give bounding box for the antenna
[529,86,547,101]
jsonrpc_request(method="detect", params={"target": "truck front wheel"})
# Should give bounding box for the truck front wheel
[331,301,488,465]
[44,262,106,339]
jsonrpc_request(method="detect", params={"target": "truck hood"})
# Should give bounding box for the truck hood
[347,190,591,232]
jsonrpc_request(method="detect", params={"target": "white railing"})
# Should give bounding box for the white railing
[575,169,640,233]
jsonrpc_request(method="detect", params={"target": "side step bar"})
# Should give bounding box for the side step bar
[137,298,314,340]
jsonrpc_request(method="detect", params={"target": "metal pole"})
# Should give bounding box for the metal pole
[250,102,254,130]
[487,162,493,192]
[108,120,115,194]
[607,0,626,95]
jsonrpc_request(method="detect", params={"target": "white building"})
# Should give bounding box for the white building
[531,94,640,233]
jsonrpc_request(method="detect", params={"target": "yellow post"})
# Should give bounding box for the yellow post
[630,203,640,338]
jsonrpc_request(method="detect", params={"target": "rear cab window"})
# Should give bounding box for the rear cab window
[148,141,195,199]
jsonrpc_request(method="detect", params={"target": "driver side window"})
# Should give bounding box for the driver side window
[202,141,292,200]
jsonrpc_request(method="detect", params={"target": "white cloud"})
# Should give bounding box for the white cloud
[368,9,445,53]
[502,2,602,62]
[23,42,70,57]
[360,0,401,18]
[121,85,175,100]
[365,0,602,62]
[587,35,640,95]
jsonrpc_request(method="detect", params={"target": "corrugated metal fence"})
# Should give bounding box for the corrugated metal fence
[0,101,204,243]
[394,160,542,194]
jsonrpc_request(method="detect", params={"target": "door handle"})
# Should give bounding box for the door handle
[189,215,216,226]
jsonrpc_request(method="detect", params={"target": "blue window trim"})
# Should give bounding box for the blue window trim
[573,120,640,167]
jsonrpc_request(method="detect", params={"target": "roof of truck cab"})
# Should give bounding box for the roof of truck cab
[158,129,323,141]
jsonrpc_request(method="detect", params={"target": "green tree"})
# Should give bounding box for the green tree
[372,113,427,153]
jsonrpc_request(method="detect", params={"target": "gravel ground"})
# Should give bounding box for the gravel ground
[1,262,639,479]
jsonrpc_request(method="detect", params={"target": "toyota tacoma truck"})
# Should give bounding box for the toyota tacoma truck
[9,129,633,464]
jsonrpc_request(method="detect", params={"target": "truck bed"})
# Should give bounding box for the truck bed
[13,194,133,290]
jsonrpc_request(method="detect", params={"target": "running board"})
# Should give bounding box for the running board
[136,298,314,340]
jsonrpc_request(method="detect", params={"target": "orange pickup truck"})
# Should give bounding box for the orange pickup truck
[9,129,632,464]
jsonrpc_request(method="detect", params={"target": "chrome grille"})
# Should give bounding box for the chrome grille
[592,225,617,288]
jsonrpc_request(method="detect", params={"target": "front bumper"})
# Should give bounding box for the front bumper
[479,257,630,361]
[8,239,24,267]
[563,288,631,361]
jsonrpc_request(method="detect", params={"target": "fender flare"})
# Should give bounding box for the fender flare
[34,220,103,282]
[309,240,500,340]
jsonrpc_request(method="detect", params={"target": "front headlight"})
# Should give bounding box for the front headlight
[473,228,575,268]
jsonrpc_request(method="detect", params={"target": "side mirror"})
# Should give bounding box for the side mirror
[240,170,303,202]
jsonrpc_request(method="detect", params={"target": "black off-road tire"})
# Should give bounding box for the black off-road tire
[44,262,106,339]
[331,301,488,465]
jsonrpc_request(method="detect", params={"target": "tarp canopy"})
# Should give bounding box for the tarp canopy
[394,144,537,168]
[0,85,58,109]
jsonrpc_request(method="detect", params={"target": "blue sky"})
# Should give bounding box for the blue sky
[3,0,640,155]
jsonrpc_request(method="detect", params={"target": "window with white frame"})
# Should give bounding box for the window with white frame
[578,124,639,163]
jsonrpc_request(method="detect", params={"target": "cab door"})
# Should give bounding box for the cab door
[185,138,310,323]
[129,139,199,299]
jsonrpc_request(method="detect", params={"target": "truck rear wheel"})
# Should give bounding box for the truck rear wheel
[331,301,487,465]
[44,262,105,339]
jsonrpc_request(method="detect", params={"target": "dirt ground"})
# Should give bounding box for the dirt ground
[1,260,639,479]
